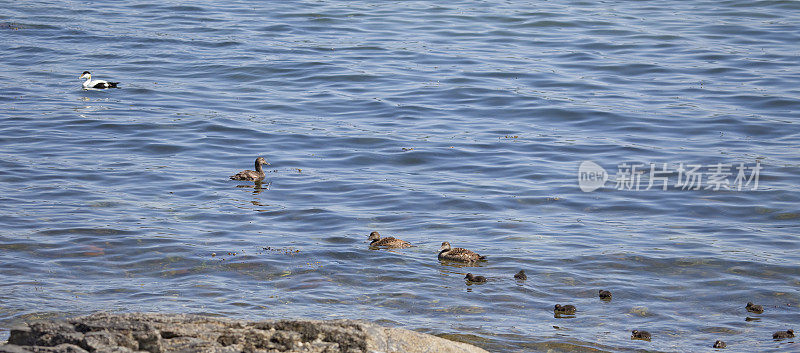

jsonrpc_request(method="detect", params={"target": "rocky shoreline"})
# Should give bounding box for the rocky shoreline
[0,313,488,353]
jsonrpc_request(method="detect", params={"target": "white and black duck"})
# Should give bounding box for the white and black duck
[80,71,119,89]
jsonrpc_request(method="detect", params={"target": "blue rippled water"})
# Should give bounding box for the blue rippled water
[1,1,799,352]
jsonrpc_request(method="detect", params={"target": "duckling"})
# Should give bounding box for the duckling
[745,302,763,314]
[713,340,726,348]
[553,304,576,315]
[773,329,794,339]
[367,231,411,248]
[599,289,612,300]
[230,157,269,181]
[631,330,651,340]
[464,273,487,283]
[437,242,486,262]
[514,270,527,280]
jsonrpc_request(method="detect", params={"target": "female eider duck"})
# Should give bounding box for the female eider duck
[514,270,527,280]
[230,157,269,181]
[367,231,411,248]
[437,242,486,263]
[79,71,119,89]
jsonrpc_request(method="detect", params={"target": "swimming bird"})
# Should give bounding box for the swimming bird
[631,330,651,340]
[437,242,486,262]
[599,289,612,300]
[79,71,119,89]
[367,231,411,248]
[554,304,576,315]
[230,157,269,181]
[464,273,487,283]
[773,329,794,339]
[713,340,726,348]
[745,302,764,314]
[514,270,527,280]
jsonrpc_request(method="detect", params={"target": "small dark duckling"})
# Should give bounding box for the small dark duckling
[465,273,487,283]
[514,270,527,280]
[773,329,794,339]
[631,330,651,341]
[713,340,726,348]
[599,289,612,300]
[554,304,576,315]
[438,242,486,262]
[230,157,269,181]
[367,231,411,248]
[745,302,764,314]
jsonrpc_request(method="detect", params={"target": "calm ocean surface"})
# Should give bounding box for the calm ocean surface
[1,0,799,352]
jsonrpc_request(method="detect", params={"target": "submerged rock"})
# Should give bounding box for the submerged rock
[0,312,489,353]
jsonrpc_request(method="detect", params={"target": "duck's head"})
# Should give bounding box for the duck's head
[746,302,754,306]
[554,304,562,310]
[439,242,451,252]
[465,273,474,280]
[368,231,380,242]
[80,71,91,79]
[256,157,269,165]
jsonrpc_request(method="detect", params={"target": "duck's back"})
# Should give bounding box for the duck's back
[230,170,263,181]
[439,247,484,262]
[371,237,411,248]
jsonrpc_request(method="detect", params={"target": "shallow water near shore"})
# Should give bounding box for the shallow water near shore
[1,0,799,352]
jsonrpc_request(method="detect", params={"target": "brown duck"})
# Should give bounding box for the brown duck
[464,273,487,283]
[554,304,576,315]
[773,329,794,339]
[438,242,486,262]
[367,231,411,248]
[599,289,612,300]
[745,302,763,314]
[631,330,651,341]
[230,157,269,181]
[514,270,527,280]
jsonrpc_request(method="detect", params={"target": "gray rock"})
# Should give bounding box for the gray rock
[0,313,489,353]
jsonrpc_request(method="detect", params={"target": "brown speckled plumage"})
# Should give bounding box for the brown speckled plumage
[367,231,411,248]
[437,242,486,262]
[230,157,269,181]
[773,329,794,339]
[514,270,527,280]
